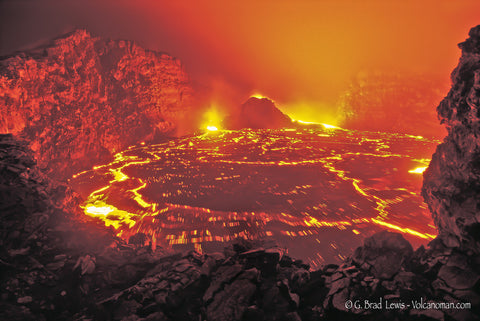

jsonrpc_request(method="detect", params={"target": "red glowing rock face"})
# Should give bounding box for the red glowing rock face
[0,30,194,178]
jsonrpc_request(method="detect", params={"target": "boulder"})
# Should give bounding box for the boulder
[352,231,413,279]
[205,269,259,321]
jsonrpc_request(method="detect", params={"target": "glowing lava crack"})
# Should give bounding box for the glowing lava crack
[71,127,439,266]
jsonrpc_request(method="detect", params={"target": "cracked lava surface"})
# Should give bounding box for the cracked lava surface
[70,127,438,268]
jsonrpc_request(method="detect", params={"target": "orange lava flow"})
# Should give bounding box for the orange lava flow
[71,127,438,266]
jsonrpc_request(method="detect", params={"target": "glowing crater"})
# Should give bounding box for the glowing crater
[71,128,439,266]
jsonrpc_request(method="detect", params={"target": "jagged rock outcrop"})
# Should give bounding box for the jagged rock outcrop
[0,30,194,179]
[423,25,480,251]
[0,134,61,249]
[90,233,480,320]
[224,97,293,130]
[0,134,174,320]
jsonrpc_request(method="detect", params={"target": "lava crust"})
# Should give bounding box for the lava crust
[71,127,438,267]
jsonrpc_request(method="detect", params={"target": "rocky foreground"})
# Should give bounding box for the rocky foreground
[1,133,479,321]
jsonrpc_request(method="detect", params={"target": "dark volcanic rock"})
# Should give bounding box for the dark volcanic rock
[225,97,293,129]
[205,268,259,321]
[0,30,194,179]
[352,231,413,279]
[438,264,479,290]
[0,134,175,321]
[0,134,104,320]
[422,25,480,252]
[0,134,77,250]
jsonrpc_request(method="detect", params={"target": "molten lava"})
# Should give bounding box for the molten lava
[71,126,439,267]
[408,166,428,174]
[206,126,219,132]
[201,107,224,132]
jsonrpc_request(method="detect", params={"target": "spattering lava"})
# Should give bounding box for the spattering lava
[71,127,438,267]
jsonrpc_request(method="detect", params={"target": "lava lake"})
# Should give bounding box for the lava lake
[71,126,438,268]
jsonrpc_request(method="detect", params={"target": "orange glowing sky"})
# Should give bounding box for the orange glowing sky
[1,0,480,119]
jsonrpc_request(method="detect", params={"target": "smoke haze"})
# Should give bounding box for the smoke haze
[1,0,479,121]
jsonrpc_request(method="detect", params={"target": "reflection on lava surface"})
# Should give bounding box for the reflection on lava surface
[71,127,438,268]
